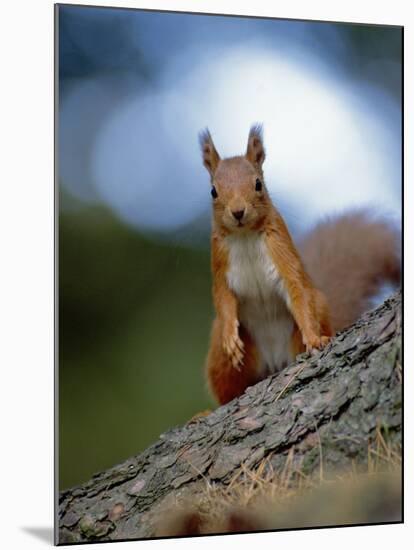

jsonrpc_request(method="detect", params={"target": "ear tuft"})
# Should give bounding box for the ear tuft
[199,128,220,176]
[246,123,265,168]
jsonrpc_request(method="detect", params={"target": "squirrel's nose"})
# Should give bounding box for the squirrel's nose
[232,209,245,221]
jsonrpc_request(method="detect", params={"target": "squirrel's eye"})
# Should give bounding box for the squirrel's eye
[255,178,262,192]
[211,186,218,199]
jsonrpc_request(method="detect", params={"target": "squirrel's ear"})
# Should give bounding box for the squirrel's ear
[246,124,265,168]
[199,128,220,176]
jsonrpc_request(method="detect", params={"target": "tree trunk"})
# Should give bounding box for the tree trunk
[58,292,402,544]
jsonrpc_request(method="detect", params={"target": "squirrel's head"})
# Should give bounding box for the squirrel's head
[199,124,270,234]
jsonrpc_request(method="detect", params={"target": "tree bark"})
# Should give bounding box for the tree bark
[58,292,402,544]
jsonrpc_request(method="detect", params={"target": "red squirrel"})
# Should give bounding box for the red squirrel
[200,124,400,406]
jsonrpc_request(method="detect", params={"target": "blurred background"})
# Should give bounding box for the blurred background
[57,5,402,490]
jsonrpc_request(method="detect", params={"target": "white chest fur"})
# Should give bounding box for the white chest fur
[225,233,294,373]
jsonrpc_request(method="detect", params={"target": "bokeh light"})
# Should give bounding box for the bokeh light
[59,7,401,236]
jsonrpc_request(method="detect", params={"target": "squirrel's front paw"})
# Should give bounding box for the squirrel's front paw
[223,321,244,370]
[319,335,331,347]
[303,333,331,353]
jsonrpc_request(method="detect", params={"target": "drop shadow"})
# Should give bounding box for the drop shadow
[21,527,54,545]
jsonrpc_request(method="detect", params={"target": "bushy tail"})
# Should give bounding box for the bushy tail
[299,211,401,333]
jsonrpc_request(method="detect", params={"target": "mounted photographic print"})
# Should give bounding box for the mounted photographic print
[56,3,403,545]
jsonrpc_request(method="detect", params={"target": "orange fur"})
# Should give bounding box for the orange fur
[299,211,401,332]
[200,125,399,406]
[209,234,244,368]
[206,318,260,405]
[263,211,332,351]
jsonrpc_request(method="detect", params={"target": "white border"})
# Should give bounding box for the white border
[0,1,410,549]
